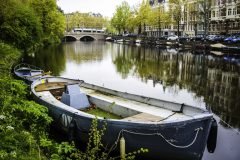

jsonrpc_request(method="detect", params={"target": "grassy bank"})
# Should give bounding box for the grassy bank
[0,43,52,159]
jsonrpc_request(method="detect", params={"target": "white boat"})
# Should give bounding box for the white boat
[135,39,141,43]
[105,37,114,42]
[210,43,226,49]
[115,39,124,43]
[31,76,214,160]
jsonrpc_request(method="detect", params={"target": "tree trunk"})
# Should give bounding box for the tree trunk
[177,21,180,36]
[225,20,229,34]
[203,0,207,38]
[144,23,146,36]
[138,24,141,34]
[194,23,197,36]
[158,16,161,38]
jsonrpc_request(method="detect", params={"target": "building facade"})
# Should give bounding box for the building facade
[183,0,206,36]
[148,0,240,37]
[147,0,185,37]
[209,0,240,34]
[148,0,205,37]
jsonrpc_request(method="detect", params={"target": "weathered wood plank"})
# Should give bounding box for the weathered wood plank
[123,113,164,122]
[35,82,66,92]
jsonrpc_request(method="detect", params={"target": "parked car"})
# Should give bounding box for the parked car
[208,35,225,42]
[190,35,204,41]
[232,36,240,43]
[122,33,129,37]
[178,36,190,42]
[167,35,178,40]
[159,35,168,40]
[224,36,236,43]
[206,35,216,41]
[127,33,138,38]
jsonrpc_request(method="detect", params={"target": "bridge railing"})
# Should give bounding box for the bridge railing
[65,32,106,35]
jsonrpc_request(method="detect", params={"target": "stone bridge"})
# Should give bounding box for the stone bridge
[63,32,107,41]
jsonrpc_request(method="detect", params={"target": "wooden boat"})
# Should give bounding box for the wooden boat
[14,63,50,83]
[31,76,213,160]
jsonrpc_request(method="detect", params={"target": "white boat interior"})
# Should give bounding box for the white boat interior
[34,80,209,123]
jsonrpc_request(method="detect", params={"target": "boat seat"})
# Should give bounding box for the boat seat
[30,70,42,76]
[123,113,164,122]
[35,82,67,92]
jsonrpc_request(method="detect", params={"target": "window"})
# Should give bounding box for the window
[237,5,240,14]
[212,11,215,17]
[221,8,226,16]
[228,8,232,15]
[233,8,236,15]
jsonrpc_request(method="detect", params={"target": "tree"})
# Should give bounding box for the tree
[188,1,199,36]
[186,0,211,37]
[135,0,152,34]
[66,12,107,31]
[111,1,131,34]
[126,11,138,33]
[0,0,66,49]
[149,4,170,37]
[198,0,211,37]
[169,0,185,36]
[0,0,42,52]
[30,0,66,44]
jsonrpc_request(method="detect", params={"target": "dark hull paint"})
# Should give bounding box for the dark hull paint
[73,116,212,160]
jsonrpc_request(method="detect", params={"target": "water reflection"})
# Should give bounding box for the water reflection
[25,41,240,129]
[62,41,107,63]
[23,45,66,76]
[113,45,240,129]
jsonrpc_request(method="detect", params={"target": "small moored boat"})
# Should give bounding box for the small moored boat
[14,63,50,83]
[31,76,213,160]
[105,37,114,42]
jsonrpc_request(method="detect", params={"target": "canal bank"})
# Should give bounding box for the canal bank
[106,36,240,54]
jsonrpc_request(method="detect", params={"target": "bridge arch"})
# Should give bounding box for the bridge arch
[79,35,95,41]
[63,35,77,42]
[64,32,106,41]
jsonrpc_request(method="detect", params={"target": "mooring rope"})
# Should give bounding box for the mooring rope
[108,127,203,154]
[220,118,240,135]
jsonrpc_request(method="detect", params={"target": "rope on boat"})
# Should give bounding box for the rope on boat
[108,127,203,153]
[220,118,240,135]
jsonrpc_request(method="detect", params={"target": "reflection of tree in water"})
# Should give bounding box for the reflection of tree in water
[63,41,107,63]
[218,113,240,131]
[112,44,134,79]
[206,67,240,128]
[23,45,66,76]
[112,45,240,127]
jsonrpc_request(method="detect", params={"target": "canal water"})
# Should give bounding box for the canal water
[24,41,240,160]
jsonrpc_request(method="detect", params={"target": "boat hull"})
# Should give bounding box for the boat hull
[73,115,211,160]
[14,63,45,84]
[31,77,213,160]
